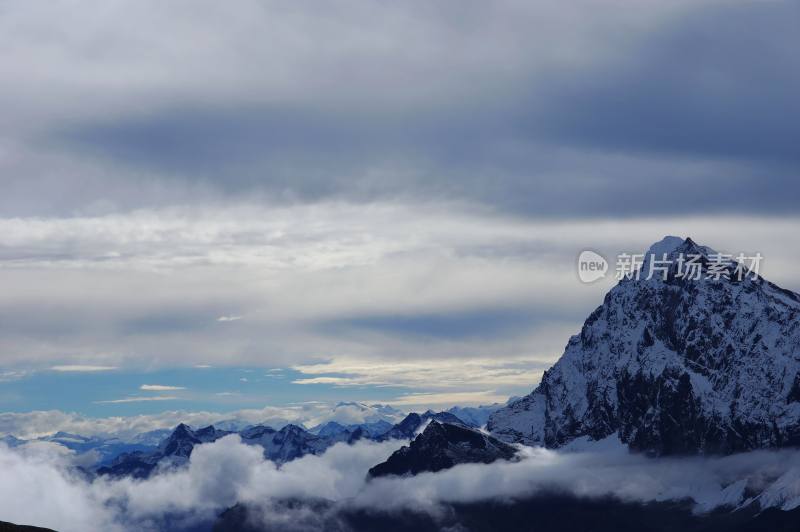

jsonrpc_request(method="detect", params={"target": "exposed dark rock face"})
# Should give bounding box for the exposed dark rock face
[368,421,518,477]
[488,236,800,456]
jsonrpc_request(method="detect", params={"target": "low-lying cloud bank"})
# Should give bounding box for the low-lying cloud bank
[0,436,406,531]
[3,436,800,531]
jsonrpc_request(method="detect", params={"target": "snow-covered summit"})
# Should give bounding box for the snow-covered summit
[638,235,719,280]
[645,235,685,257]
[488,237,800,455]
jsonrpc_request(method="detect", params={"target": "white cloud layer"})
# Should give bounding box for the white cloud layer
[3,204,799,398]
[3,435,800,531]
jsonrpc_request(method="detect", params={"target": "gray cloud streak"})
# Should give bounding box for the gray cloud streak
[0,0,796,217]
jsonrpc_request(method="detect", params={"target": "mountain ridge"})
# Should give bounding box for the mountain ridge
[368,420,518,477]
[488,236,800,455]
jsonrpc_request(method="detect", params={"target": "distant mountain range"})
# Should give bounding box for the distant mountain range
[96,422,347,478]
[0,400,508,483]
[94,408,509,479]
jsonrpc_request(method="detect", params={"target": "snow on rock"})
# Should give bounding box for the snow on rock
[488,236,800,456]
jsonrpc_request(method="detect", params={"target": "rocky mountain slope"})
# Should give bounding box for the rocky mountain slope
[368,421,518,477]
[488,236,800,455]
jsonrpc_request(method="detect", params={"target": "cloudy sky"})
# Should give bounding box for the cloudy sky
[1,0,798,419]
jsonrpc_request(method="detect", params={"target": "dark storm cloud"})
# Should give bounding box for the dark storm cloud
[527,1,800,163]
[50,1,800,218]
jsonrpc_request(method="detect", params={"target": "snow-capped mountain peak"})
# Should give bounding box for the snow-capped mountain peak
[488,237,800,455]
[645,235,686,257]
